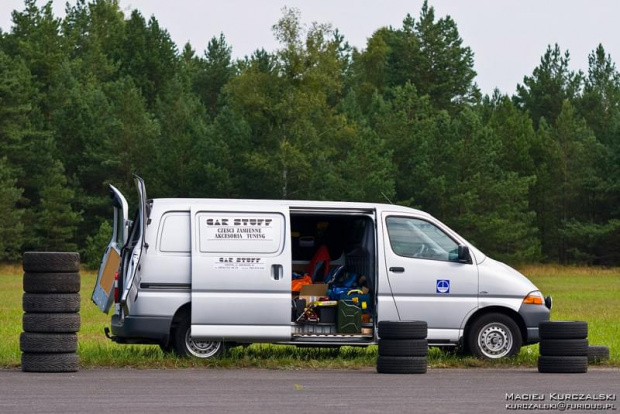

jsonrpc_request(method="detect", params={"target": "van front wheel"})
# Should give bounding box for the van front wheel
[468,313,522,359]
[172,318,224,359]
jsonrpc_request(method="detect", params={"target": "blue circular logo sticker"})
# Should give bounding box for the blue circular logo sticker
[436,279,450,294]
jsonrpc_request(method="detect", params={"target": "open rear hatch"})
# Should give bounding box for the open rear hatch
[92,185,128,313]
[92,176,147,317]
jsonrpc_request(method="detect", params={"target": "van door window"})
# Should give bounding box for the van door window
[386,217,459,261]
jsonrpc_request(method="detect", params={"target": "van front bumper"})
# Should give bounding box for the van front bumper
[518,297,552,344]
[110,314,172,343]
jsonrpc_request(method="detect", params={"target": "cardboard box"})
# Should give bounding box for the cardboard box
[299,283,328,303]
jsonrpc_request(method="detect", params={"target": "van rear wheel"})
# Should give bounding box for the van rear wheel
[468,313,522,359]
[172,317,224,359]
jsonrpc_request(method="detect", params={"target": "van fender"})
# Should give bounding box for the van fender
[459,305,527,348]
[160,302,191,347]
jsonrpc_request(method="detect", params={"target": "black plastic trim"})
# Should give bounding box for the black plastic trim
[139,283,191,290]
[111,314,172,341]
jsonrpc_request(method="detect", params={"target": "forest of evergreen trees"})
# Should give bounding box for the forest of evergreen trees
[1,0,619,267]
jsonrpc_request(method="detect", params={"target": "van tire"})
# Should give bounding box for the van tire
[376,356,427,374]
[539,321,588,340]
[159,342,174,354]
[23,313,81,333]
[588,345,610,363]
[378,339,428,357]
[468,313,522,359]
[23,252,80,273]
[538,355,588,373]
[378,321,428,339]
[539,339,588,356]
[20,333,78,353]
[21,352,79,372]
[23,272,80,293]
[23,293,80,313]
[172,317,224,359]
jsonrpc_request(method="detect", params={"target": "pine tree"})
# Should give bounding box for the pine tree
[515,44,582,127]
[31,160,82,251]
[0,157,24,261]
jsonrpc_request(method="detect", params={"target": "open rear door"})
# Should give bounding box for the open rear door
[190,207,292,341]
[92,185,128,313]
[119,176,148,318]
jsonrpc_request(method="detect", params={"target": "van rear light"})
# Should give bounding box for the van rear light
[113,272,120,303]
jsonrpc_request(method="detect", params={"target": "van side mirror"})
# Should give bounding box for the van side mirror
[457,245,472,264]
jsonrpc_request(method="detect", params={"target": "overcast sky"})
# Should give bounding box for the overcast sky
[1,0,618,96]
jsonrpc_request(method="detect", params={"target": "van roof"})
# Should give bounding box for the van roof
[151,198,430,217]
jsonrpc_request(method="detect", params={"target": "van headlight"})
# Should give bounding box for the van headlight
[522,290,544,305]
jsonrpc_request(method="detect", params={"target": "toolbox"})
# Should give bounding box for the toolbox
[317,306,337,324]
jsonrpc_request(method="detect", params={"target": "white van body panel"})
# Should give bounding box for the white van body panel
[190,207,292,341]
[98,188,550,353]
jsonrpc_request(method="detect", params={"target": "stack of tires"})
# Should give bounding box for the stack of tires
[376,321,428,374]
[538,321,588,374]
[21,252,81,373]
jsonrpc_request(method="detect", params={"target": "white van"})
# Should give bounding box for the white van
[92,177,552,359]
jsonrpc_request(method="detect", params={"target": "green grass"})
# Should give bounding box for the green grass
[1,265,618,369]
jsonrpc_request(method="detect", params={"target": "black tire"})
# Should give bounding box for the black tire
[20,333,78,353]
[588,345,610,363]
[171,317,224,359]
[378,321,427,339]
[538,355,588,373]
[539,339,588,356]
[376,356,427,374]
[21,352,79,372]
[159,342,174,354]
[467,313,522,359]
[378,339,428,357]
[23,293,80,313]
[434,346,463,355]
[539,321,588,340]
[23,313,81,333]
[22,252,80,273]
[23,272,80,293]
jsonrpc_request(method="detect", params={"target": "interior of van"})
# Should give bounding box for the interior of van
[289,212,376,343]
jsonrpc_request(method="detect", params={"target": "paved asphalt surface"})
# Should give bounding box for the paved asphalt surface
[0,367,618,414]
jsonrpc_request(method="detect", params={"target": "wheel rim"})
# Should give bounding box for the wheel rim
[477,322,513,358]
[185,328,222,358]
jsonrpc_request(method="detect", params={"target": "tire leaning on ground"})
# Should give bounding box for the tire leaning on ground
[378,339,428,357]
[539,339,588,356]
[23,272,80,294]
[21,353,79,372]
[588,345,610,363]
[538,355,588,373]
[22,293,80,313]
[539,321,588,340]
[171,317,224,359]
[20,333,78,353]
[467,313,522,359]
[376,356,427,374]
[23,313,81,333]
[378,321,428,340]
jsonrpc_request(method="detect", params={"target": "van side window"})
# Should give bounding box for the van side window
[158,213,190,253]
[386,216,458,262]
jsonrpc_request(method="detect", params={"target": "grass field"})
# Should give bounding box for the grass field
[1,265,618,369]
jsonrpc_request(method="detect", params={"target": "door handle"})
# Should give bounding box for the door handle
[389,267,405,273]
[271,264,283,280]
